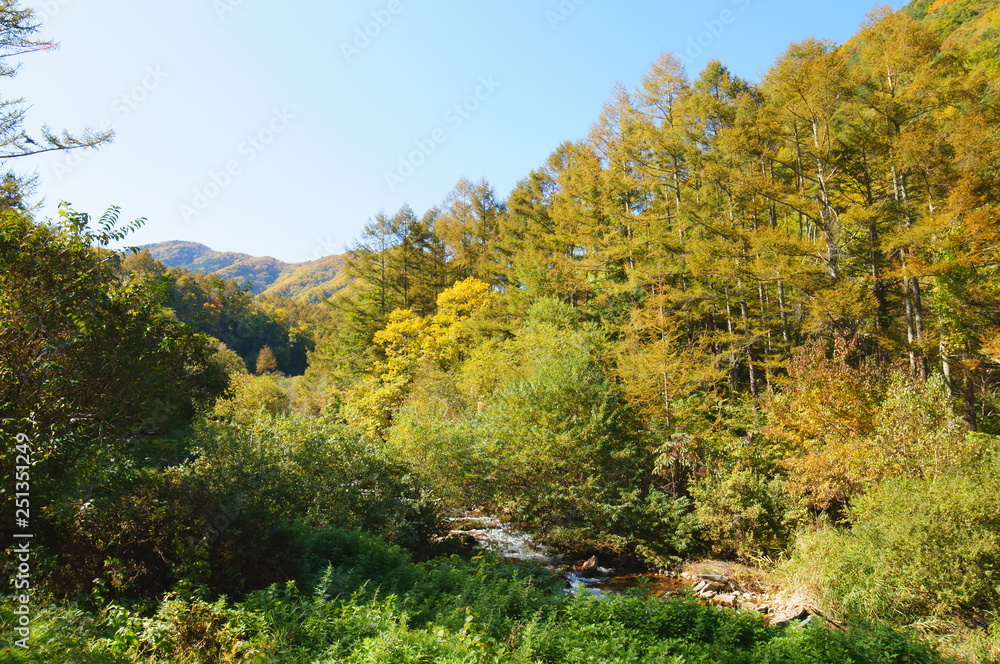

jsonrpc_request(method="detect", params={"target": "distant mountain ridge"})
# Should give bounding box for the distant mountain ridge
[140,241,348,302]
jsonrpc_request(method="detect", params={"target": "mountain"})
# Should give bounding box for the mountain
[140,241,349,302]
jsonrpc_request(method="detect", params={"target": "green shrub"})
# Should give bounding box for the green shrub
[388,305,696,564]
[752,621,949,664]
[2,548,952,664]
[191,411,440,551]
[27,463,303,602]
[691,466,802,561]
[785,446,1000,628]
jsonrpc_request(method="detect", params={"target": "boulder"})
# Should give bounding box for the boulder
[697,574,730,584]
[714,594,738,608]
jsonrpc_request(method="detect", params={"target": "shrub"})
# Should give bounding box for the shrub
[691,466,802,560]
[762,340,973,512]
[784,444,1000,628]
[1,546,952,664]
[387,307,697,564]
[191,411,440,552]
[31,464,302,602]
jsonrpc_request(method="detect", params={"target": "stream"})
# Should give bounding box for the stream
[447,514,687,598]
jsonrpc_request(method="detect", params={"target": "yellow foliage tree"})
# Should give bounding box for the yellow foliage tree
[344,278,494,438]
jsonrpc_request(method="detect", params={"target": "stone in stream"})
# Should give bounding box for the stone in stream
[576,555,606,578]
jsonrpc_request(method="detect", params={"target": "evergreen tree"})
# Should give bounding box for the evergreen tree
[255,344,279,374]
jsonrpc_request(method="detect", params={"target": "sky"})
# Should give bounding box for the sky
[11,0,906,264]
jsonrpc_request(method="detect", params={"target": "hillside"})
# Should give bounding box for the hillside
[908,0,1000,79]
[141,240,348,302]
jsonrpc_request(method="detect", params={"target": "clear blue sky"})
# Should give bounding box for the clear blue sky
[12,0,905,263]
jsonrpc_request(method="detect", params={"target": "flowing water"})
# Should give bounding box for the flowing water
[447,514,687,598]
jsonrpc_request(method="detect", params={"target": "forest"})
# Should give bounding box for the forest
[3,0,1000,662]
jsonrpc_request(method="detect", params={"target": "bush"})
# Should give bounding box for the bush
[784,444,1000,628]
[23,404,444,602]
[191,411,440,552]
[762,340,974,512]
[691,466,802,561]
[4,564,952,664]
[752,621,948,664]
[28,464,303,602]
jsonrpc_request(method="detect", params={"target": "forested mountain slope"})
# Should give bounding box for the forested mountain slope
[142,240,347,301]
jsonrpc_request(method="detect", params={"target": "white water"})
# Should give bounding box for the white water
[447,514,611,597]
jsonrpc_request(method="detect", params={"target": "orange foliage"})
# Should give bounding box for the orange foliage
[928,0,959,12]
[761,338,885,511]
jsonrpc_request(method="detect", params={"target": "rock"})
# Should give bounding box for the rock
[714,594,738,608]
[772,607,809,626]
[794,615,815,629]
[704,581,726,592]
[697,574,730,584]
[756,605,770,615]
[699,589,717,598]
[693,581,707,592]
[576,555,601,577]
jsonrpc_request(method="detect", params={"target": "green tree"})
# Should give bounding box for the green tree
[433,177,507,283]
[0,206,228,538]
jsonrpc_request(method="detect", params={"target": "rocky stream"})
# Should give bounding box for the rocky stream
[448,513,837,629]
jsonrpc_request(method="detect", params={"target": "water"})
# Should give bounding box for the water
[447,513,685,598]
[447,515,555,565]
